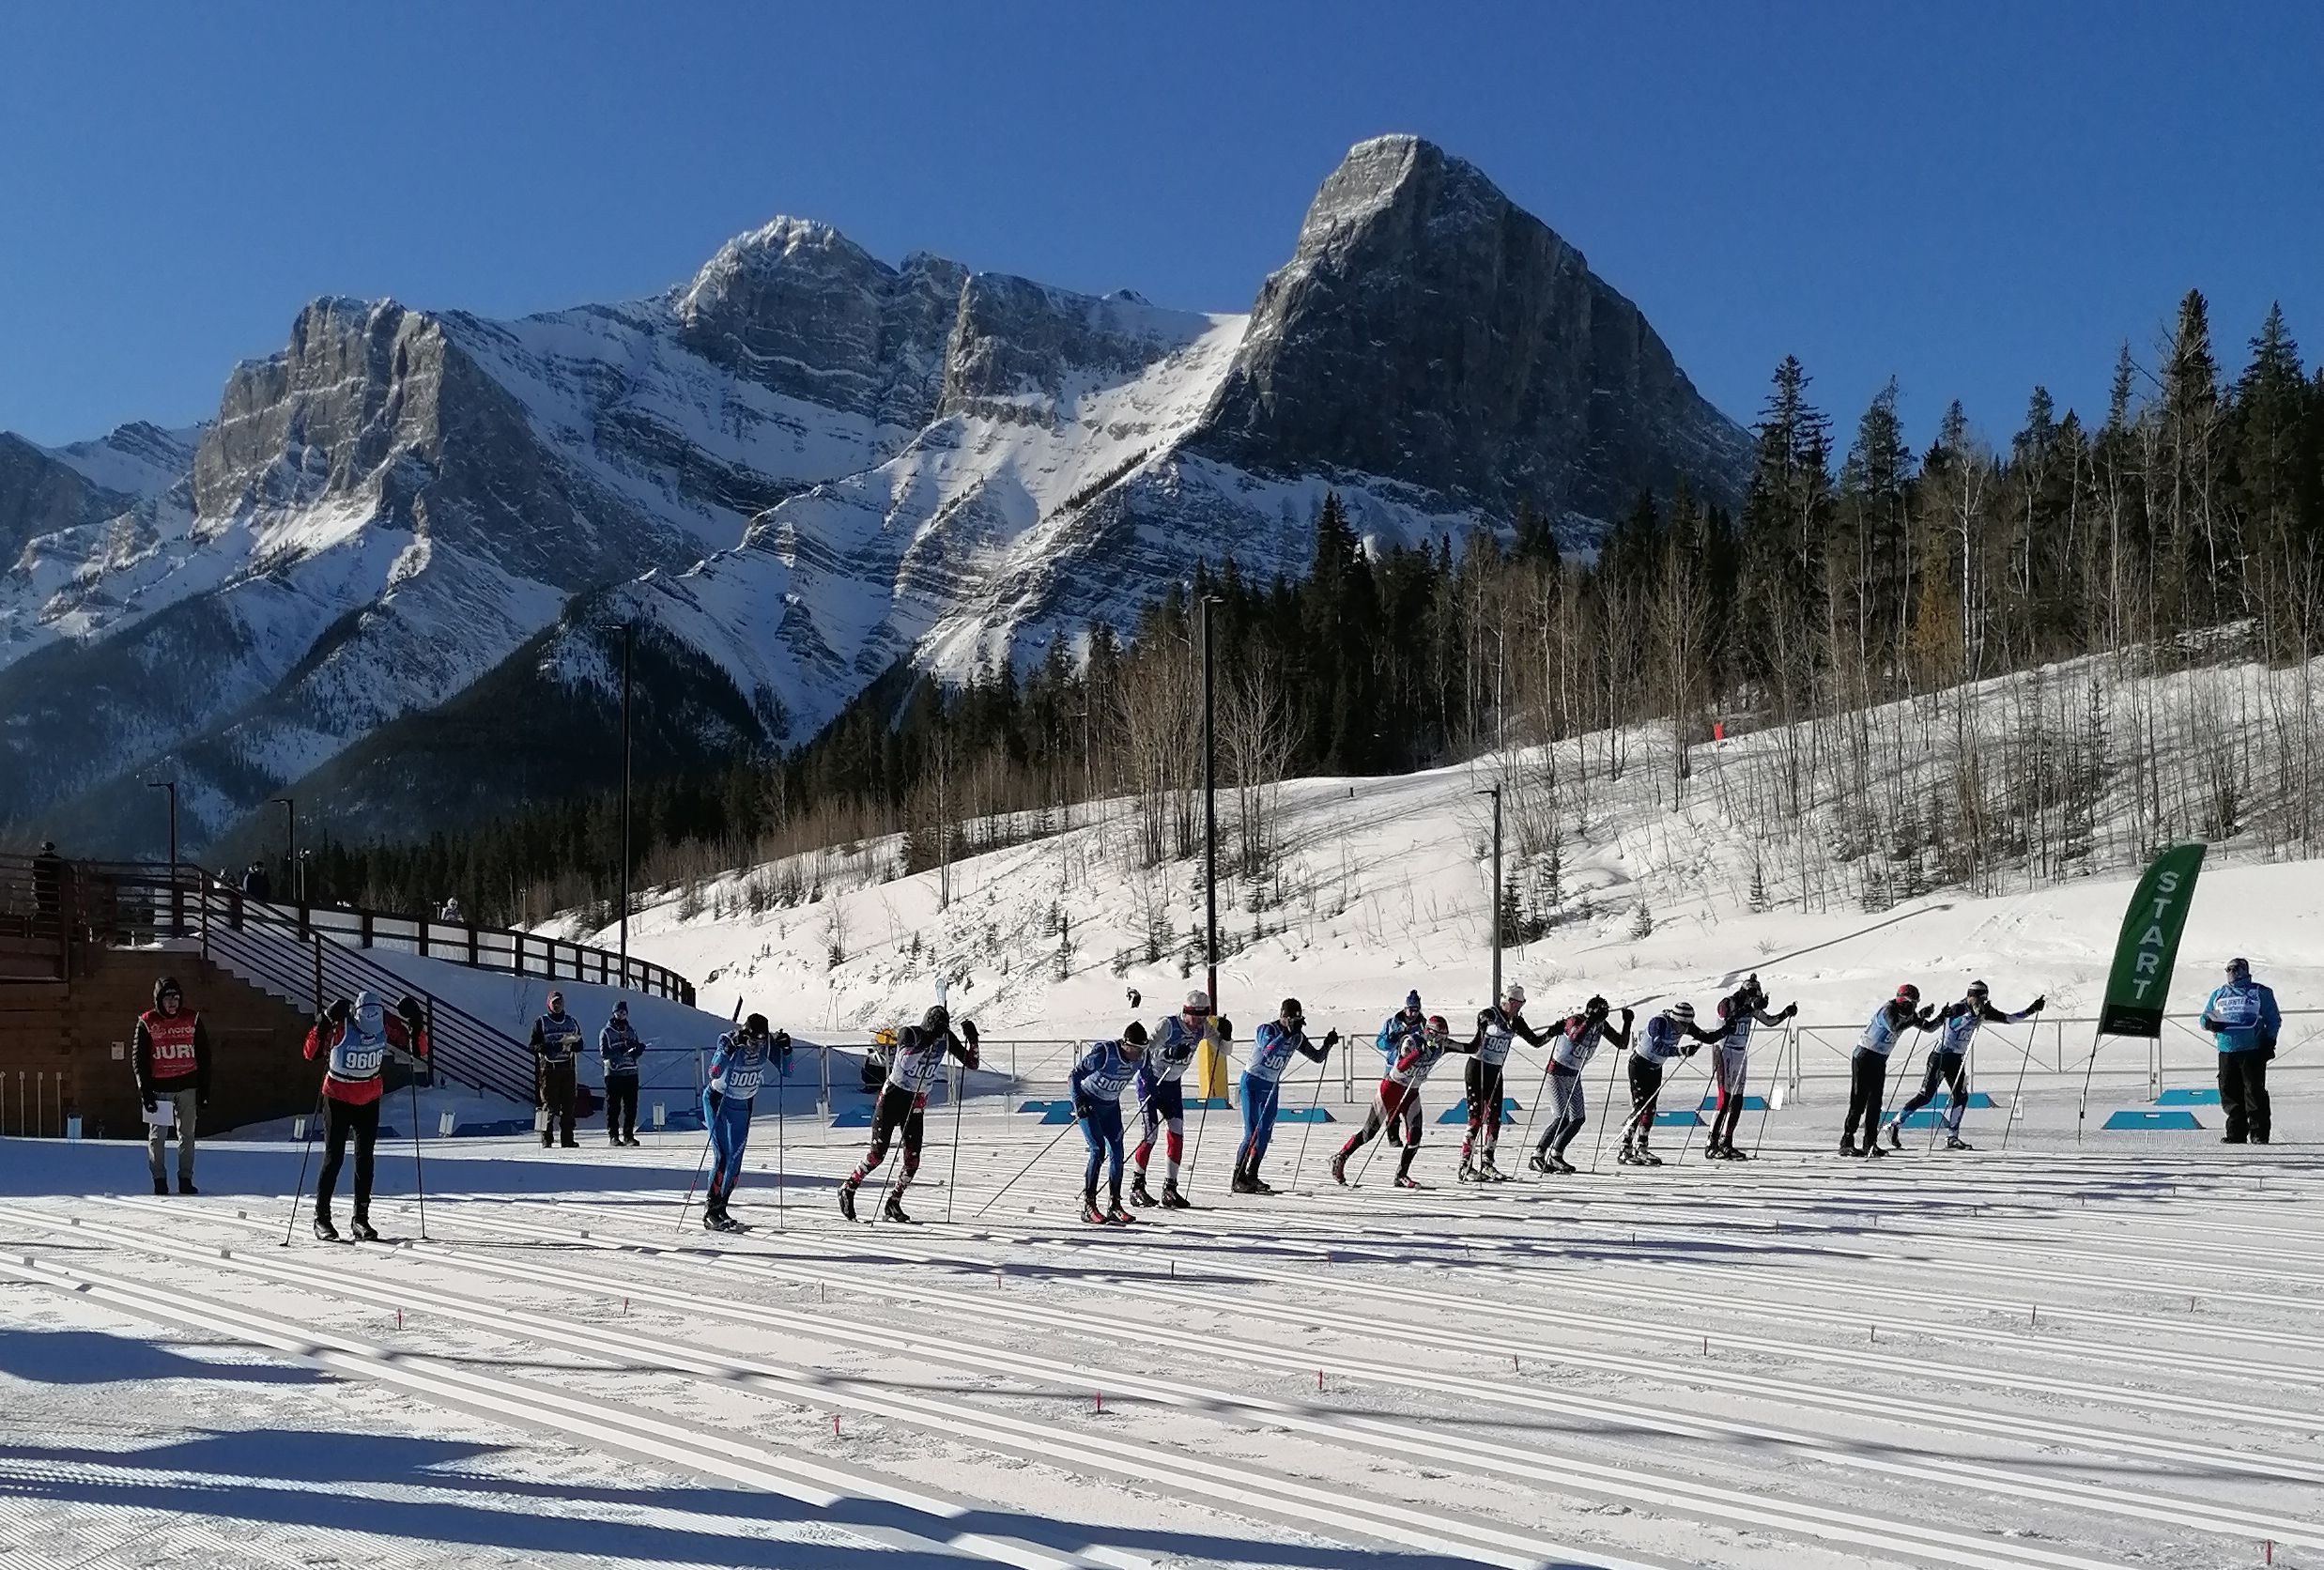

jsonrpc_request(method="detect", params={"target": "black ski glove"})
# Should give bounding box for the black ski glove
[1217,1017,1233,1040]
[2028,995,2045,1012]
[1780,1004,1799,1021]
[1322,1029,1340,1051]
[1073,1099,1095,1122]
[961,1019,979,1048]
[773,1029,792,1053]
[142,1093,157,1114]
[327,998,350,1024]
[1682,1041,1701,1057]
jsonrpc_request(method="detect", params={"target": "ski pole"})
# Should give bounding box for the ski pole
[281,1086,327,1247]
[1511,1052,1555,1172]
[775,1065,788,1234]
[676,1113,716,1233]
[1285,1059,1331,1192]
[1748,1029,1790,1159]
[945,1061,966,1224]
[1346,1085,1394,1190]
[2001,1024,2039,1152]
[407,1056,429,1242]
[973,1115,1081,1218]
[1183,1038,1232,1199]
[1586,1046,1630,1173]
[2071,1022,2104,1147]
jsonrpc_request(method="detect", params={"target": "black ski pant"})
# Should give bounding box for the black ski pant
[1894,1050,1968,1132]
[848,1085,927,1190]
[2218,1050,2271,1142]
[316,1097,380,1224]
[604,1072,639,1141]
[537,1060,577,1146]
[1706,1046,1750,1150]
[1843,1048,1890,1147]
[1463,1059,1506,1162]
[1624,1056,1668,1149]
[1339,1082,1422,1179]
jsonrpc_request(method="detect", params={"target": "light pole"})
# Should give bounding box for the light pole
[598,622,636,987]
[146,779,177,934]
[1198,595,1220,1016]
[271,796,294,897]
[1478,784,1503,1003]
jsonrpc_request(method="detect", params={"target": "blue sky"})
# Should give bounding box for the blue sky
[3,3,2318,451]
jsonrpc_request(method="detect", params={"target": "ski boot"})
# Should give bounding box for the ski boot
[1478,1156,1506,1182]
[1229,1166,1258,1194]
[882,1191,914,1224]
[1884,1120,1903,1149]
[1456,1159,1480,1183]
[1393,1171,1422,1189]
[1724,1146,1752,1162]
[313,1214,341,1241]
[1128,1174,1156,1208]
[1081,1194,1108,1225]
[1634,1146,1663,1167]
[702,1205,730,1232]
[1616,1144,1639,1166]
[153,1178,168,1195]
[1160,1182,1191,1209]
[1838,1139,1861,1158]
[1864,1142,1889,1159]
[1245,1170,1277,1195]
[1550,1152,1578,1175]
[1329,1150,1350,1186]
[838,1181,860,1222]
[349,1217,379,1242]
[1106,1199,1137,1225]
[1944,1135,1974,1151]
[178,1182,198,1195]
[1527,1151,1551,1175]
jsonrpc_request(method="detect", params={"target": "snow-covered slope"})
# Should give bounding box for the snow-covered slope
[2,136,1750,854]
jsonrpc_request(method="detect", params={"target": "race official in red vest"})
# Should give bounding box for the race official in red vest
[133,976,210,1195]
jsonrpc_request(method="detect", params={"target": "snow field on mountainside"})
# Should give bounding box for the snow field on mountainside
[3,1089,2320,1569]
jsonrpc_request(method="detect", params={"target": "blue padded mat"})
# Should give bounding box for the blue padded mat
[1436,1098,1519,1125]
[2102,1109,2204,1131]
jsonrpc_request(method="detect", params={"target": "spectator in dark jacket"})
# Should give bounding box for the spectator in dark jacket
[531,991,584,1148]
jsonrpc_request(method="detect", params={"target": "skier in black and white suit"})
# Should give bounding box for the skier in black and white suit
[1884,981,2040,1150]
[839,1005,978,1223]
[1462,984,1550,1182]
[1528,995,1632,1173]
[1704,976,1796,1161]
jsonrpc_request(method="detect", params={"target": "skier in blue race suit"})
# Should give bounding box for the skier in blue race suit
[2203,957,2282,1144]
[1233,998,1337,1194]
[701,1012,790,1232]
[1071,1024,1150,1224]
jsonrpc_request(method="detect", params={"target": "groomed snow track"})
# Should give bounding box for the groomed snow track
[6,1134,2322,1570]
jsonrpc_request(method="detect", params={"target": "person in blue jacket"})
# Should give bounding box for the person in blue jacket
[1883,981,2039,1152]
[2203,957,2282,1145]
[1233,998,1337,1193]
[599,1000,647,1147]
[1071,1024,1148,1224]
[1843,986,1938,1158]
[700,1012,790,1232]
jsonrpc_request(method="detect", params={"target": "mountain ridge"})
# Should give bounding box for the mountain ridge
[1,134,1750,855]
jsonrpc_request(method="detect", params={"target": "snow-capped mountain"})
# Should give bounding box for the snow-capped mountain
[1,135,1750,854]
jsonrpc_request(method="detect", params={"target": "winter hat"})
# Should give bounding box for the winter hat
[611,1000,629,1017]
[1279,996,1304,1022]
[546,990,565,1011]
[1585,994,1609,1014]
[2227,957,2252,982]
[351,992,385,1037]
[1664,1001,1696,1024]
[1184,990,1211,1013]
[921,1005,949,1035]
[1965,980,1989,1000]
[746,1011,770,1035]
[1122,1021,1149,1046]
[1895,983,1921,1005]
[1502,982,1527,1006]
[153,976,183,1009]
[1426,1013,1450,1035]
[1404,990,1423,1012]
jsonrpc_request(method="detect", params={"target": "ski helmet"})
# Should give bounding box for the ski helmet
[1585,994,1608,1015]
[153,976,183,1010]
[1664,1001,1696,1024]
[922,1005,949,1035]
[746,1011,770,1036]
[1896,983,1921,1005]
[2227,957,2252,982]
[1427,1013,1450,1035]
[1965,980,1989,1001]
[1122,1021,1149,1046]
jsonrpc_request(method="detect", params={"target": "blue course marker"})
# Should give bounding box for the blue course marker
[1437,1098,1519,1125]
[1651,1111,1702,1128]
[1696,1095,1771,1112]
[2102,1109,2204,1131]
[831,1106,877,1128]
[2156,1087,2222,1106]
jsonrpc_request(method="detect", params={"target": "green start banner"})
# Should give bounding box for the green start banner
[2095,842,2207,1039]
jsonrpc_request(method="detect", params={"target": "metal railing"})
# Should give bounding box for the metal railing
[190,881,536,1107]
[0,854,693,1005]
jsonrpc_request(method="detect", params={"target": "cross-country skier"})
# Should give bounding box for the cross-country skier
[1704,977,1796,1161]
[1332,1013,1474,1188]
[1843,985,1939,1157]
[2203,958,2282,1145]
[599,1000,646,1147]
[303,992,428,1241]
[1883,981,2040,1151]
[1621,1002,1716,1166]
[530,991,585,1148]
[1234,998,1337,1193]
[1462,983,1550,1180]
[1130,992,1223,1208]
[1530,996,1632,1173]
[1070,1024,1149,1224]
[701,1013,792,1231]
[838,1006,975,1223]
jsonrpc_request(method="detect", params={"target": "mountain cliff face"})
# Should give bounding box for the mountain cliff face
[0,135,1750,854]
